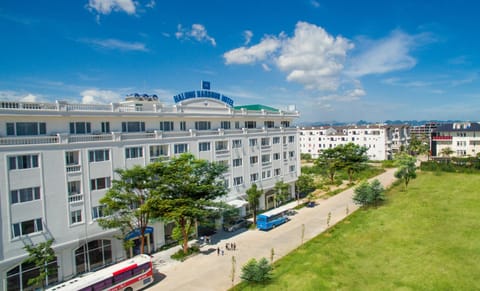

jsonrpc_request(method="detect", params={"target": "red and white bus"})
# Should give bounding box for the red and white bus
[47,254,154,291]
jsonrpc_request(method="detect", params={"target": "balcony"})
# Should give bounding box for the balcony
[66,165,81,173]
[432,136,452,141]
[68,193,83,203]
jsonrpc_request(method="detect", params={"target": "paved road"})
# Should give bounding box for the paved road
[149,167,398,291]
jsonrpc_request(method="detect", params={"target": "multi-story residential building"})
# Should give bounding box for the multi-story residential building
[431,122,480,157]
[0,86,300,290]
[299,124,410,160]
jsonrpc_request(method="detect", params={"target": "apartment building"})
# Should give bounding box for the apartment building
[0,86,300,290]
[431,122,480,157]
[299,124,410,160]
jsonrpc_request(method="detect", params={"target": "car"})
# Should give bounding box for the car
[306,201,316,207]
[223,218,248,232]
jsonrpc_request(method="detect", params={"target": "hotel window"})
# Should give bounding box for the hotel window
[174,143,189,154]
[180,121,186,131]
[274,168,281,176]
[92,205,106,220]
[261,137,270,146]
[122,121,145,133]
[273,137,280,144]
[233,158,243,167]
[288,136,295,143]
[6,122,46,136]
[273,153,280,160]
[249,138,258,147]
[199,142,211,152]
[244,121,256,129]
[89,149,110,162]
[125,147,143,159]
[101,121,110,133]
[235,121,240,129]
[159,121,174,131]
[90,177,111,191]
[283,136,287,144]
[215,141,228,151]
[250,156,258,165]
[8,154,39,170]
[68,181,81,195]
[232,139,242,148]
[150,145,169,158]
[70,210,82,224]
[233,176,243,186]
[12,218,43,238]
[217,160,229,168]
[10,187,41,204]
[70,122,91,134]
[221,121,231,129]
[262,154,271,164]
[6,257,58,290]
[66,151,80,165]
[250,173,259,182]
[262,170,271,179]
[281,121,290,127]
[264,121,275,128]
[195,121,211,130]
[289,165,295,172]
[223,179,230,188]
[289,151,295,158]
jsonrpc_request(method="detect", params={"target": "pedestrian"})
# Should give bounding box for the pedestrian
[217,247,220,256]
[233,242,236,251]
[226,243,230,250]
[221,249,224,256]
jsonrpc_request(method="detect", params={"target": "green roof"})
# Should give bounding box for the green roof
[233,104,279,112]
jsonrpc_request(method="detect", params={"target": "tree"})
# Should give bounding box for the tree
[353,179,386,207]
[295,174,315,201]
[150,153,227,254]
[315,147,343,184]
[240,257,272,284]
[394,153,417,190]
[408,135,430,157]
[23,239,57,289]
[300,153,312,161]
[340,143,369,183]
[246,183,263,226]
[440,147,454,158]
[98,165,160,256]
[273,180,290,207]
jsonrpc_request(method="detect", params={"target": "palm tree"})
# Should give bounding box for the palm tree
[246,184,263,226]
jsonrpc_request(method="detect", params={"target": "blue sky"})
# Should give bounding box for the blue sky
[1,0,479,123]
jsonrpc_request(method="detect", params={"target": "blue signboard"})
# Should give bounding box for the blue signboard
[173,89,234,107]
[202,81,211,90]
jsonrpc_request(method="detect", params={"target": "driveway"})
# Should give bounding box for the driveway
[149,167,398,291]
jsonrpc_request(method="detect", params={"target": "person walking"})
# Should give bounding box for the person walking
[217,247,220,256]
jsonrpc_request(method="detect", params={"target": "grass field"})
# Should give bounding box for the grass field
[236,172,480,290]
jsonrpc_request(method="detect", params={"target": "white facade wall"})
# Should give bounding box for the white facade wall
[299,125,410,161]
[0,96,300,289]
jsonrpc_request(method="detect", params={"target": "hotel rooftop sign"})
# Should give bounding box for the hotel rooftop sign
[173,81,234,107]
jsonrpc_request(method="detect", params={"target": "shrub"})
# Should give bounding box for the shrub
[240,258,272,284]
[353,179,386,207]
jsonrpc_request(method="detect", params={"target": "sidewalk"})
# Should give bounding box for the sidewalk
[148,167,398,291]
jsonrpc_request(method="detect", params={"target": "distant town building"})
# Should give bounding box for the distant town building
[299,124,410,160]
[0,85,300,289]
[431,122,480,157]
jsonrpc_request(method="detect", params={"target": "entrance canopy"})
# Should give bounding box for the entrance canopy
[125,226,153,240]
[227,199,248,208]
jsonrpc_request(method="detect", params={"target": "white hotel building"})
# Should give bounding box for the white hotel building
[431,122,480,157]
[299,124,410,160]
[0,87,300,290]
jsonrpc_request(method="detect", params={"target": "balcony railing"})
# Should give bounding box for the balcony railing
[432,136,453,141]
[66,165,81,173]
[68,193,83,203]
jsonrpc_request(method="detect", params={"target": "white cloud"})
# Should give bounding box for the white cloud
[310,0,320,8]
[145,0,156,8]
[319,87,366,102]
[347,30,423,77]
[243,30,253,45]
[80,38,148,52]
[176,24,216,46]
[0,90,43,102]
[261,63,271,71]
[81,89,121,104]
[87,0,137,15]
[277,22,353,91]
[223,36,281,64]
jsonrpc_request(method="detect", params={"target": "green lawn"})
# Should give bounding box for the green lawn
[237,172,480,290]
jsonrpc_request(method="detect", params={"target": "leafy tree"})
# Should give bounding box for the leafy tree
[295,174,315,200]
[23,239,57,289]
[99,165,160,255]
[408,135,430,156]
[353,179,385,207]
[315,147,343,183]
[246,183,263,226]
[149,153,227,254]
[240,258,272,284]
[394,153,417,190]
[340,143,369,183]
[300,153,312,161]
[440,147,454,158]
[273,180,290,207]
